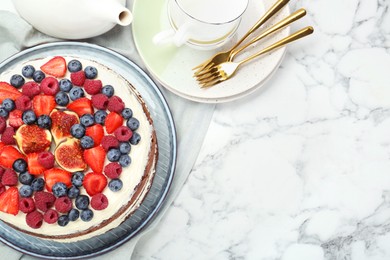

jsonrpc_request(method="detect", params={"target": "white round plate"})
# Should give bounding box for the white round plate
[132,0,290,103]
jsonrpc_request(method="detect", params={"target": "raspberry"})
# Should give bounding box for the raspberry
[107,96,125,113]
[0,116,6,134]
[91,93,109,110]
[43,209,59,224]
[1,127,16,145]
[0,168,4,181]
[1,169,18,186]
[34,191,56,212]
[19,197,36,213]
[101,135,119,151]
[91,193,109,210]
[70,71,86,86]
[15,95,32,111]
[104,162,122,179]
[84,79,102,95]
[114,126,133,142]
[54,196,73,213]
[22,81,40,98]
[40,77,60,96]
[38,151,55,169]
[26,210,43,229]
[0,184,6,195]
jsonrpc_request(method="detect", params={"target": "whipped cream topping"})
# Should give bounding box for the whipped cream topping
[0,56,156,242]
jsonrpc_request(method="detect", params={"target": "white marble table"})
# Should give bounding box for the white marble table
[2,0,390,259]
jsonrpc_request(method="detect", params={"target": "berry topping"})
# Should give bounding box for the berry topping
[1,169,18,186]
[91,94,109,110]
[8,109,24,129]
[85,124,104,147]
[55,91,70,106]
[119,154,131,167]
[55,196,73,213]
[0,82,23,103]
[67,97,94,117]
[2,98,15,112]
[71,172,84,187]
[22,65,35,78]
[80,209,94,222]
[19,185,33,197]
[94,110,107,125]
[0,186,19,215]
[59,79,73,92]
[40,56,67,78]
[52,182,68,197]
[114,126,133,142]
[107,148,121,162]
[34,191,56,212]
[104,162,122,179]
[68,208,80,221]
[27,152,46,175]
[44,168,72,192]
[0,145,25,169]
[57,215,69,227]
[75,195,89,210]
[31,177,45,191]
[32,70,45,83]
[101,135,119,151]
[127,117,140,131]
[91,193,108,210]
[70,124,86,139]
[19,197,36,213]
[108,178,123,192]
[10,74,25,88]
[80,136,94,149]
[67,185,80,199]
[67,59,82,72]
[43,209,59,224]
[83,172,107,196]
[105,112,123,134]
[83,146,106,174]
[84,79,102,95]
[70,71,86,86]
[12,158,27,173]
[121,108,133,119]
[26,210,44,229]
[119,142,131,154]
[107,96,125,113]
[101,85,114,97]
[84,66,98,79]
[21,82,40,98]
[32,94,56,117]
[19,172,34,185]
[0,117,6,134]
[1,127,16,145]
[69,86,85,101]
[80,114,95,127]
[15,95,32,111]
[130,132,141,145]
[37,114,52,129]
[22,109,37,125]
[37,151,55,169]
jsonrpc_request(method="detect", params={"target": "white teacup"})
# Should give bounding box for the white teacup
[153,0,249,50]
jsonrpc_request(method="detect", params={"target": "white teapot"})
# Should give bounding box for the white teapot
[12,0,132,39]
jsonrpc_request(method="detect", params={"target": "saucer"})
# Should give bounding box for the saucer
[132,0,290,103]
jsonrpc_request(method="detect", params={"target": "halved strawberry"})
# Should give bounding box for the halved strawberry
[0,187,19,215]
[105,112,123,134]
[67,97,94,117]
[32,94,56,117]
[8,109,24,129]
[43,168,72,192]
[0,82,23,103]
[85,124,104,146]
[27,153,46,175]
[83,172,107,196]
[40,56,66,78]
[0,145,25,169]
[83,146,106,173]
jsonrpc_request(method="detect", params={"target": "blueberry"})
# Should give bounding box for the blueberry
[130,132,141,145]
[75,195,90,210]
[52,182,68,197]
[22,65,35,78]
[84,66,98,79]
[55,91,70,106]
[0,106,9,118]
[108,179,123,192]
[72,172,84,187]
[69,86,85,101]
[2,98,15,112]
[67,185,80,199]
[107,148,121,162]
[59,79,73,92]
[19,185,33,197]
[70,123,86,139]
[94,110,107,125]
[101,85,114,97]
[32,70,45,83]
[119,154,131,167]
[80,136,94,149]
[121,108,133,119]
[67,59,82,72]
[126,117,139,131]
[13,158,28,173]
[80,209,94,222]
[31,177,45,191]
[68,208,80,221]
[10,74,25,88]
[119,142,131,154]
[80,114,94,127]
[22,110,37,125]
[19,172,34,185]
[37,114,52,129]
[58,215,69,227]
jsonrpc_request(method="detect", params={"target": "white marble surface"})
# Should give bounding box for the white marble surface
[1,0,390,259]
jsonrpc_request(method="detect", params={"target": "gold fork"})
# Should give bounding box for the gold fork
[193,0,290,74]
[197,26,314,88]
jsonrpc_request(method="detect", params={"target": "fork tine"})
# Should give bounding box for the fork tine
[201,77,222,88]
[196,70,220,83]
[194,66,219,78]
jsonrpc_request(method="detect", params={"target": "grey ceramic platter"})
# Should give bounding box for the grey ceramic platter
[0,42,177,259]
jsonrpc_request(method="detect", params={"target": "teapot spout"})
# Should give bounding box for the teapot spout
[96,0,133,26]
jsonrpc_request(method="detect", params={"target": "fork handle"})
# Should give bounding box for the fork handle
[238,26,314,66]
[231,0,290,51]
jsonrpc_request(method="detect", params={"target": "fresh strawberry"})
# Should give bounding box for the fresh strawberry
[66,97,94,117]
[8,109,23,129]
[27,153,46,175]
[32,94,56,117]
[43,168,72,192]
[0,82,23,103]
[105,112,123,134]
[0,145,25,169]
[83,172,107,196]
[83,146,106,173]
[40,56,66,78]
[85,124,104,146]
[0,187,19,215]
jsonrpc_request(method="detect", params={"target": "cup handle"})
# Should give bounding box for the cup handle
[153,23,191,47]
